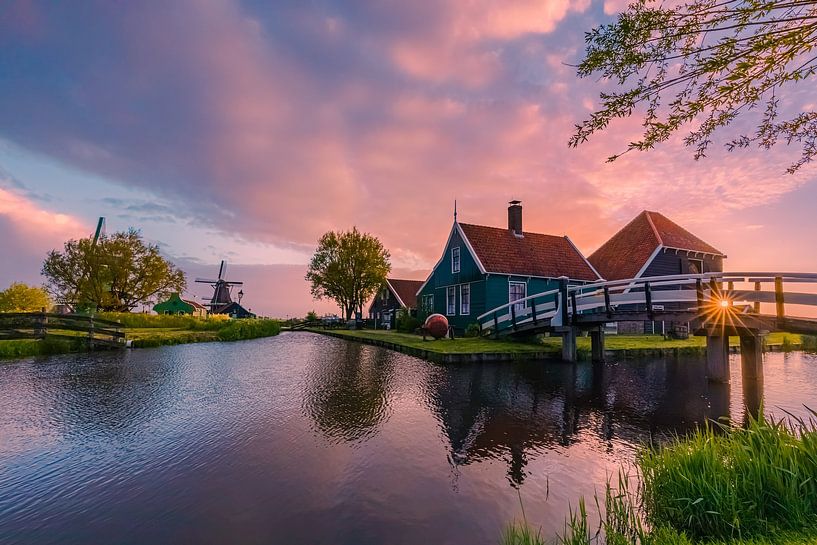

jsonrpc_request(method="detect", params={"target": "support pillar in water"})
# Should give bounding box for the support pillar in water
[706,334,730,383]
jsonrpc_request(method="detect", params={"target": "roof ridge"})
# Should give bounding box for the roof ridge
[459,221,564,239]
[643,210,663,245]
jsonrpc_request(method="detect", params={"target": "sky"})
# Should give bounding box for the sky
[1,0,816,318]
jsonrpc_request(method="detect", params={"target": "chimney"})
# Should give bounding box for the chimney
[508,200,523,236]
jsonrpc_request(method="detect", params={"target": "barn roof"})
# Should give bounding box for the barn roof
[588,211,725,281]
[458,223,599,281]
[387,278,424,308]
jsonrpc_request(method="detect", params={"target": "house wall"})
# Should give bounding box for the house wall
[643,249,723,277]
[368,285,403,328]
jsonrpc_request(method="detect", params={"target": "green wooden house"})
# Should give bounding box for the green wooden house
[416,202,600,331]
[153,293,208,317]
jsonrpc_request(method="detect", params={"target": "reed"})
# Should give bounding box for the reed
[97,312,230,330]
[502,410,817,544]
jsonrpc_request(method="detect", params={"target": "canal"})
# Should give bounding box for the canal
[1,332,815,545]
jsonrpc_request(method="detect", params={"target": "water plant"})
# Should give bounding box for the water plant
[503,410,817,545]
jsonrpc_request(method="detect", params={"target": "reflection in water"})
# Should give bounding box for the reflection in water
[303,342,396,443]
[425,357,732,486]
[0,333,815,545]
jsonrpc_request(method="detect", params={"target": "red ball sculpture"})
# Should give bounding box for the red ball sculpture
[424,314,449,339]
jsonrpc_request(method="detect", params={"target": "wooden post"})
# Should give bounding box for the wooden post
[590,328,605,363]
[753,281,761,314]
[740,333,764,421]
[34,308,48,339]
[603,286,612,318]
[570,291,578,325]
[493,312,499,337]
[562,327,577,363]
[644,282,653,320]
[774,276,785,319]
[696,279,704,313]
[88,315,95,350]
[706,333,730,383]
[510,302,517,331]
[531,299,538,325]
[559,277,569,326]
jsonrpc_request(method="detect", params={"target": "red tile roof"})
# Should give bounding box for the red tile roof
[588,211,725,281]
[458,223,599,281]
[387,278,424,308]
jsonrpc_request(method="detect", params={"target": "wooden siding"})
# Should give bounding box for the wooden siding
[643,249,723,277]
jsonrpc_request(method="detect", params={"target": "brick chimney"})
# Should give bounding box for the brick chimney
[508,200,523,236]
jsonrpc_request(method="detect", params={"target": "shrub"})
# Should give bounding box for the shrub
[97,312,228,330]
[216,319,280,341]
[464,323,481,337]
[395,310,421,333]
[801,335,817,352]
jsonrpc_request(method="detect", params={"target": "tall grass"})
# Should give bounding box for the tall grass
[97,312,229,330]
[503,411,817,545]
[801,335,817,352]
[216,319,280,341]
[641,411,817,541]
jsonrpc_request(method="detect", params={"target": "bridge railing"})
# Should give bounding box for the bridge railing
[0,312,126,348]
[479,272,817,337]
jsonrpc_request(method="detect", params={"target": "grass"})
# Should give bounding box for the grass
[308,329,803,358]
[306,328,553,355]
[503,411,817,545]
[0,313,281,359]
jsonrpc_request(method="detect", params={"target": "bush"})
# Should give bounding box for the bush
[464,323,481,337]
[801,335,817,352]
[395,310,421,333]
[216,319,281,341]
[97,312,229,330]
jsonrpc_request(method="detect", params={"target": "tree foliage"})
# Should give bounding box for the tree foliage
[42,229,186,312]
[0,282,51,312]
[572,0,817,173]
[305,227,391,320]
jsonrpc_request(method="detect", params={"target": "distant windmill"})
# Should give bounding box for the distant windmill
[195,260,244,313]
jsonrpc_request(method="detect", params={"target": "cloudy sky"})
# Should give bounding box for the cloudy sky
[1,0,816,317]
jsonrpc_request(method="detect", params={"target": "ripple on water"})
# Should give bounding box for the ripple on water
[0,335,816,545]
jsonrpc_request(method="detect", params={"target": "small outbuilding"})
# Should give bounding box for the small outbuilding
[368,278,425,329]
[212,301,256,319]
[153,293,208,317]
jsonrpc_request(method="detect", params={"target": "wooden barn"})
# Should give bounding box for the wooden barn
[153,293,208,317]
[416,201,600,332]
[589,210,726,334]
[368,278,425,329]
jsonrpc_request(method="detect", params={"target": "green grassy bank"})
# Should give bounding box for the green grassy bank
[305,329,806,360]
[0,313,281,360]
[503,411,817,545]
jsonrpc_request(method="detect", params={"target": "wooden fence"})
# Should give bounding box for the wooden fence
[0,312,126,349]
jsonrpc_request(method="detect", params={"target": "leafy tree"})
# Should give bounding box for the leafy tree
[42,229,186,312]
[0,282,51,312]
[305,227,391,320]
[305,310,320,322]
[571,0,817,173]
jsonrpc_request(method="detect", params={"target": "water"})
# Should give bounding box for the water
[1,332,815,545]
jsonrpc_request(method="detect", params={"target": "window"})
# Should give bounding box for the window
[509,281,527,313]
[688,259,703,275]
[460,284,470,315]
[422,294,434,314]
[451,247,461,273]
[447,286,456,315]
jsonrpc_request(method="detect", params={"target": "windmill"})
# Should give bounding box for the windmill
[195,260,244,313]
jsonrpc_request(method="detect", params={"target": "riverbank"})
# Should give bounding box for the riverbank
[0,314,281,360]
[303,328,805,363]
[504,412,817,545]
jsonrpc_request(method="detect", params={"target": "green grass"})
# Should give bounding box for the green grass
[503,412,817,545]
[307,328,553,355]
[309,330,803,358]
[0,315,281,358]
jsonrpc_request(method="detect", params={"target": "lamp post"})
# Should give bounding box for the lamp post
[238,289,244,304]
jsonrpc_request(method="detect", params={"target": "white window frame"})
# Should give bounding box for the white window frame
[451,246,461,273]
[459,284,470,315]
[688,258,704,274]
[446,286,456,315]
[422,294,434,314]
[509,281,527,313]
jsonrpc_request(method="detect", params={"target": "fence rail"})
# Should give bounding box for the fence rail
[478,272,817,337]
[0,312,126,348]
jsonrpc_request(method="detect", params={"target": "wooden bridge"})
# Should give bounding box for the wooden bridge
[477,272,817,382]
[0,312,126,349]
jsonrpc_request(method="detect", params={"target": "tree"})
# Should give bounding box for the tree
[0,282,51,312]
[571,0,817,173]
[42,229,186,312]
[305,310,320,322]
[305,227,391,320]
